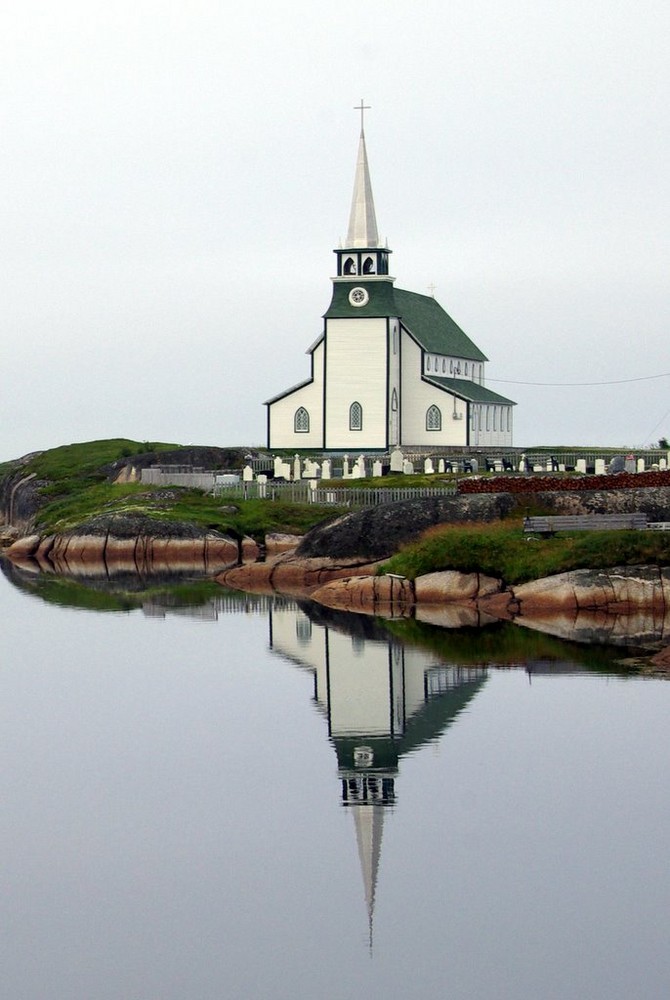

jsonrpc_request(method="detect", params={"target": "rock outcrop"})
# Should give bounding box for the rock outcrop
[217,553,385,597]
[296,493,516,560]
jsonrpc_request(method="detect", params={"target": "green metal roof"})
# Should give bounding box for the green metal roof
[425,375,516,406]
[324,283,489,363]
[324,279,399,319]
[393,288,488,361]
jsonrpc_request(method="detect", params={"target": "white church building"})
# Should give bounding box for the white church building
[265,112,515,451]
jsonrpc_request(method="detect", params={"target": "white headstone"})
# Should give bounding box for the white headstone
[243,465,254,481]
[357,454,366,476]
[403,460,414,475]
[424,458,434,474]
[257,474,267,498]
[293,455,301,481]
[322,459,332,479]
[594,459,606,475]
[438,459,445,473]
[372,460,383,477]
[343,455,350,478]
[576,459,587,474]
[273,456,283,477]
[660,458,667,471]
[390,449,404,473]
[637,458,645,473]
[624,455,636,473]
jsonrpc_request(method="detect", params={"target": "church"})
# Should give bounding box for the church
[265,108,515,451]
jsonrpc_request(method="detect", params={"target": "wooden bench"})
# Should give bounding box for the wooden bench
[523,513,648,535]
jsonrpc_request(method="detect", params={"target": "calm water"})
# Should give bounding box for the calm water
[2,563,670,1000]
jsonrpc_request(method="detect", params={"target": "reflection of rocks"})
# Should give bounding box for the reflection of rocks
[478,566,670,652]
[511,606,670,649]
[5,514,244,576]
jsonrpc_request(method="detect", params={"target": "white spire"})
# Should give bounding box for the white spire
[346,122,379,249]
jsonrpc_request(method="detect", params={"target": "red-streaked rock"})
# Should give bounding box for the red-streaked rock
[414,570,502,603]
[514,567,670,613]
[310,574,414,614]
[265,533,301,556]
[241,536,261,563]
[6,534,40,558]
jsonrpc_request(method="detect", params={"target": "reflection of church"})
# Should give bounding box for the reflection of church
[268,601,487,944]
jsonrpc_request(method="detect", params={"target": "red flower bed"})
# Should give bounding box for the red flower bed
[457,470,670,494]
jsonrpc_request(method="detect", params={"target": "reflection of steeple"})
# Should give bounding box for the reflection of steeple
[353,803,384,950]
[268,601,489,948]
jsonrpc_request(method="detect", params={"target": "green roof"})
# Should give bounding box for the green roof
[425,375,516,406]
[324,280,399,318]
[393,288,488,361]
[324,282,488,362]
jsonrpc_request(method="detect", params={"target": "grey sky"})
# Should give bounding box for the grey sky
[1,0,668,461]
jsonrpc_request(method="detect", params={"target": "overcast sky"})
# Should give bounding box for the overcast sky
[1,0,668,461]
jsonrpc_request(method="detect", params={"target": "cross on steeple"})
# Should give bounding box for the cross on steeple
[354,99,371,131]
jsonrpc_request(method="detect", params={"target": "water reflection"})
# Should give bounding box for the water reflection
[270,601,488,942]
[2,565,669,999]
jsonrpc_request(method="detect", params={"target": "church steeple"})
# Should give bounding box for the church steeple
[335,101,391,280]
[346,125,379,248]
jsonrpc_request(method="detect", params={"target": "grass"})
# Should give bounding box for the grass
[0,439,348,541]
[33,482,347,541]
[380,520,670,585]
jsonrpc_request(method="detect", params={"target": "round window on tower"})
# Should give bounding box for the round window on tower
[349,287,369,307]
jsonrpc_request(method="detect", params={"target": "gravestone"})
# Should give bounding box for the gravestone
[357,455,366,476]
[321,459,332,479]
[390,449,404,473]
[243,465,254,482]
[576,459,587,474]
[660,458,667,471]
[403,460,414,475]
[372,460,383,477]
[608,455,625,473]
[637,458,645,473]
[293,455,301,481]
[624,455,636,474]
[424,458,434,474]
[594,459,606,475]
[342,455,350,478]
[257,474,267,499]
[438,459,445,473]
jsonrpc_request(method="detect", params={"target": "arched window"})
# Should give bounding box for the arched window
[349,401,363,431]
[294,407,310,433]
[426,404,442,431]
[343,257,356,275]
[363,256,375,274]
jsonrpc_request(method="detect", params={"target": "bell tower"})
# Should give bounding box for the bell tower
[334,100,391,280]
